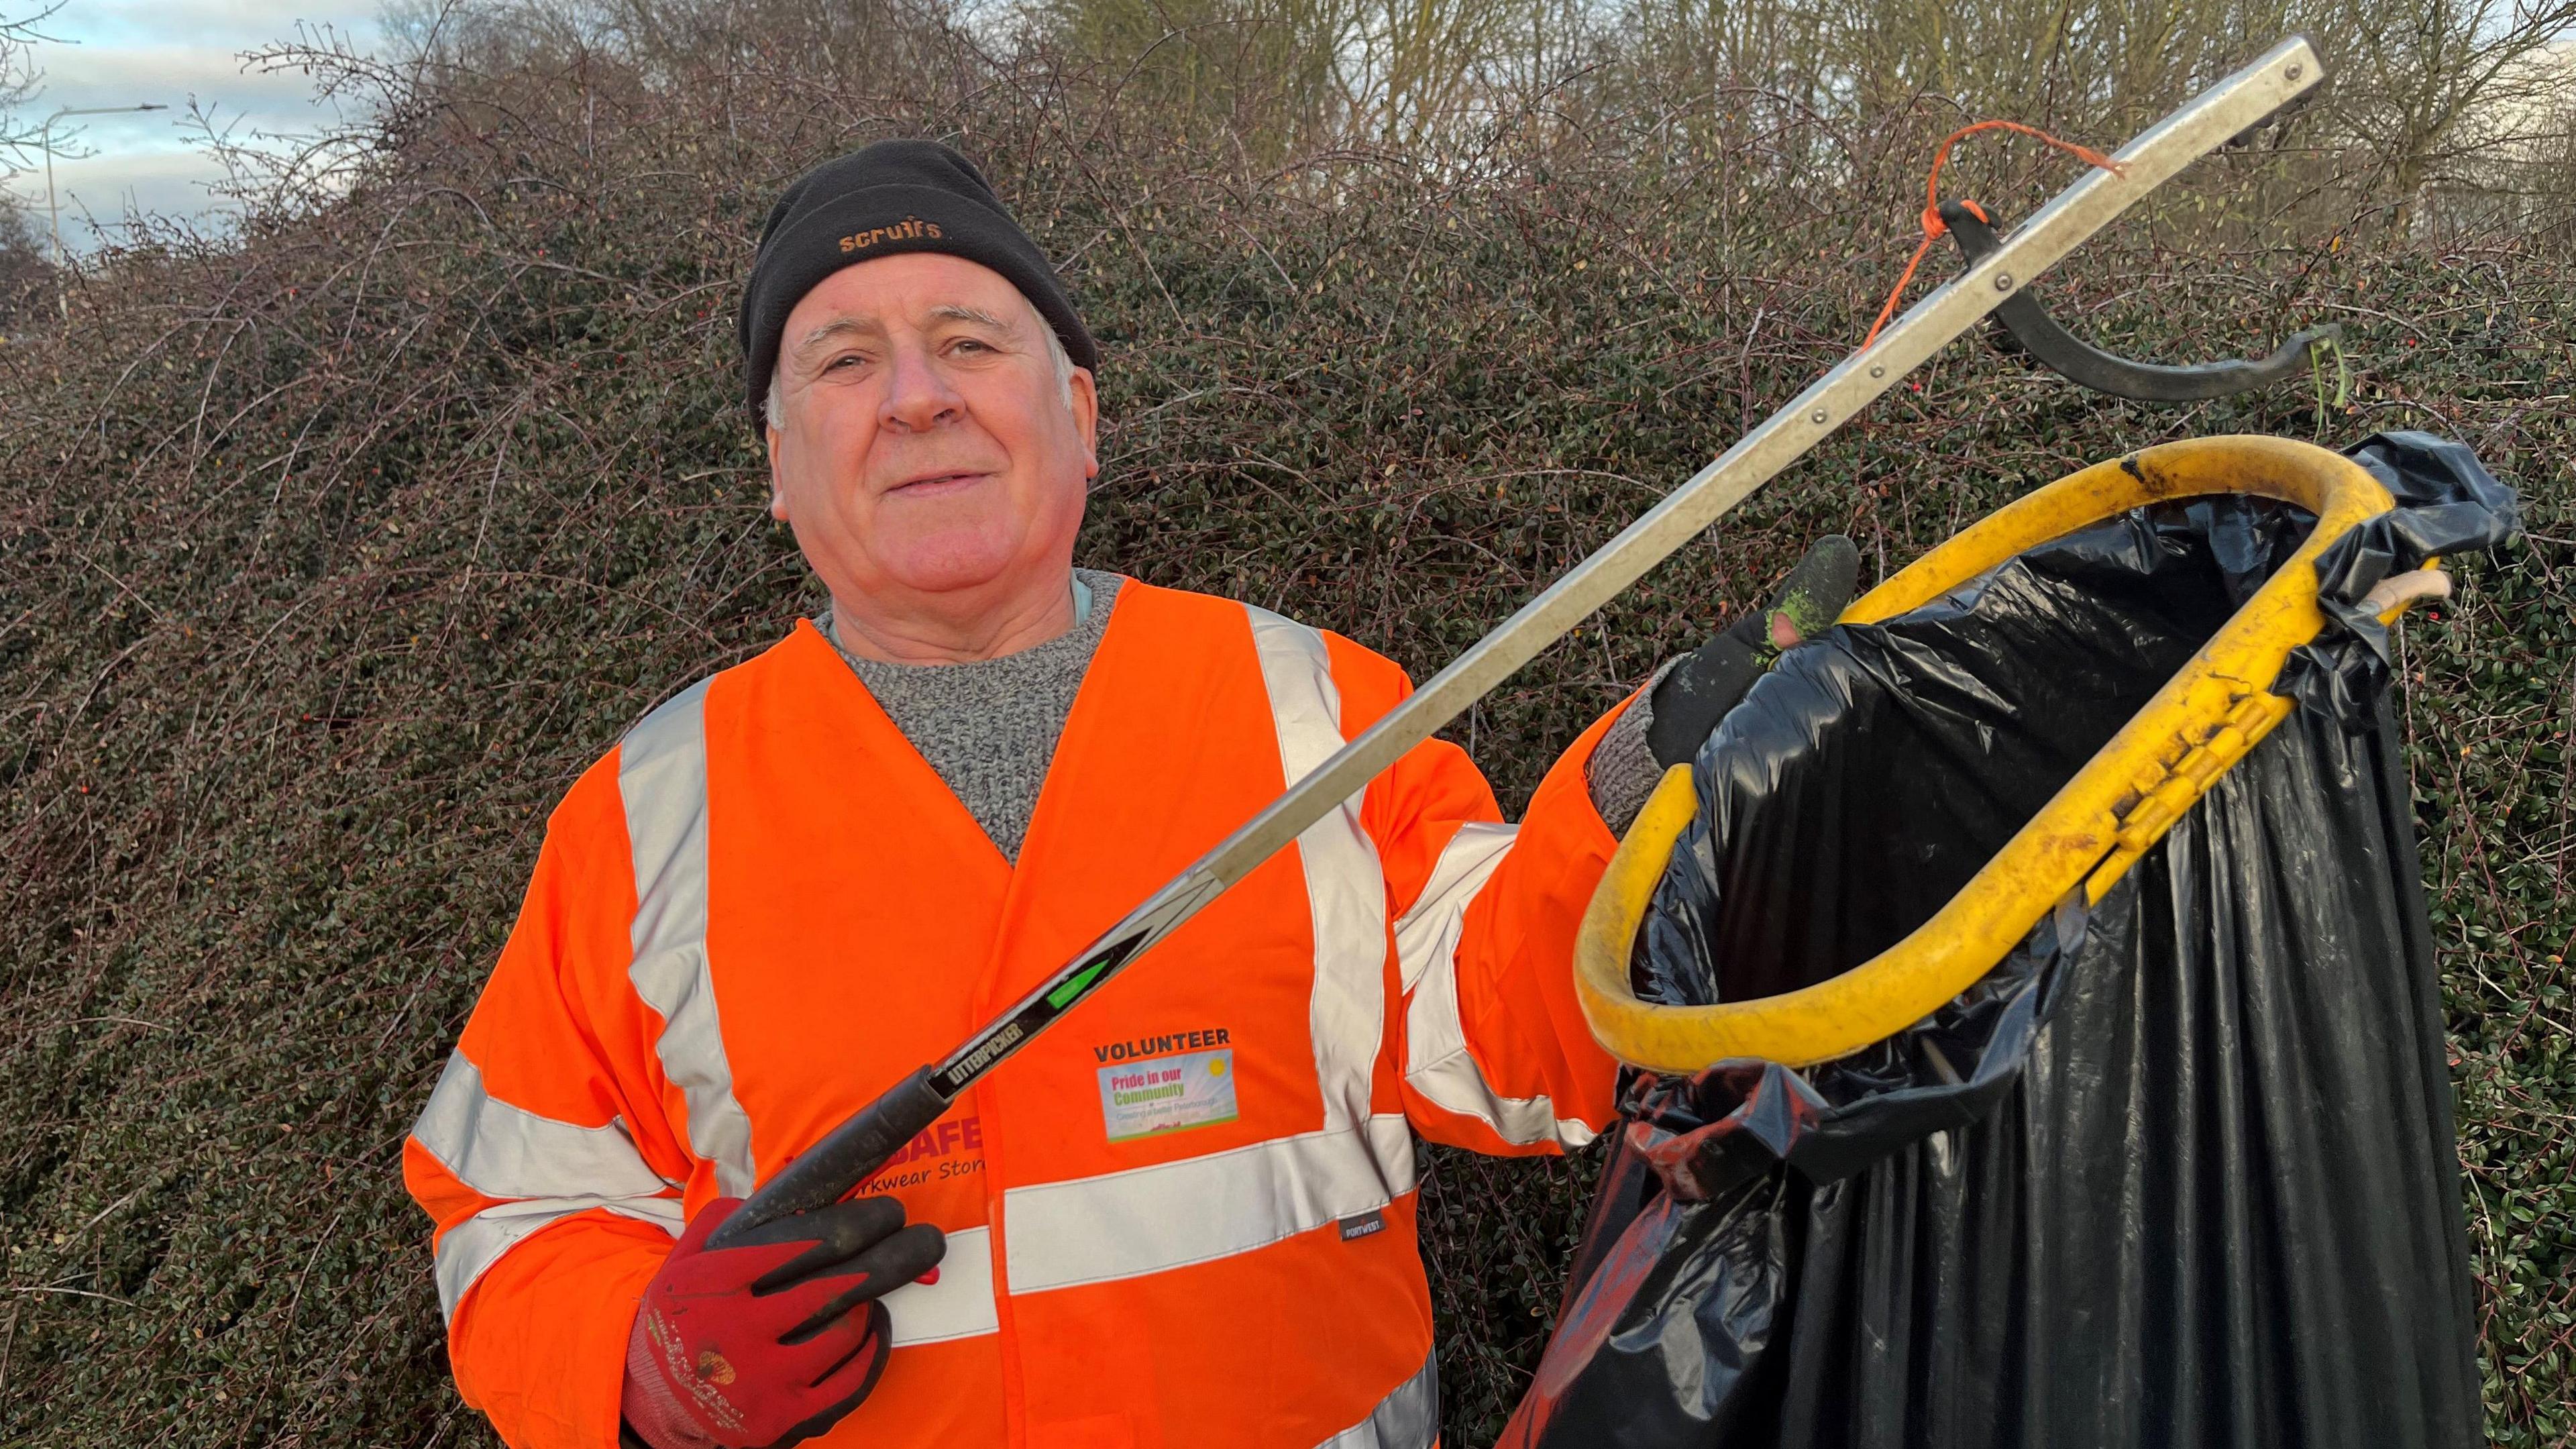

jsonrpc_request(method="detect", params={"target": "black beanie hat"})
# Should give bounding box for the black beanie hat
[737,138,1100,427]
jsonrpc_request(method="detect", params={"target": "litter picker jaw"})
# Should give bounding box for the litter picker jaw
[1937,200,2343,400]
[709,35,2329,1250]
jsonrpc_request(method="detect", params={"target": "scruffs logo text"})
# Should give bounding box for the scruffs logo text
[840,216,941,253]
[1095,1026,1232,1063]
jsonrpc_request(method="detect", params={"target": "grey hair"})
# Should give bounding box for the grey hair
[765,319,1076,431]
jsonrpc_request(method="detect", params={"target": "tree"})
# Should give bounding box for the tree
[1016,0,1353,151]
[2300,0,2576,230]
[0,4,61,333]
[0,3,58,162]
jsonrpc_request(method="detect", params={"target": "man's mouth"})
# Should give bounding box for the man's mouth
[888,470,989,496]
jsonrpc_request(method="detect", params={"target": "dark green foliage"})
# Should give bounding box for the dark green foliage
[1,46,2570,1449]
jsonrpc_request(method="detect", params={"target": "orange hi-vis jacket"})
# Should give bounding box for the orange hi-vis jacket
[404,578,1629,1449]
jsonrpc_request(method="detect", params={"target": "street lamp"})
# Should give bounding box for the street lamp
[38,102,167,318]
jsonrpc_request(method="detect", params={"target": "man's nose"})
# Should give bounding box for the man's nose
[879,340,963,432]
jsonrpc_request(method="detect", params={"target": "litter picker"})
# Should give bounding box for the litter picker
[712,35,2328,1248]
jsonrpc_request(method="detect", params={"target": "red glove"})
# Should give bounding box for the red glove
[621,1196,945,1449]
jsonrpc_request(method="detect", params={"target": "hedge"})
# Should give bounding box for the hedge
[1,46,2569,1447]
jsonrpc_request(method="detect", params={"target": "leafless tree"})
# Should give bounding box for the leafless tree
[0,3,64,175]
[2300,0,2576,230]
[0,3,64,329]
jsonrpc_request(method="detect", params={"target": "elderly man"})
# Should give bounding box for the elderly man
[405,140,1851,1449]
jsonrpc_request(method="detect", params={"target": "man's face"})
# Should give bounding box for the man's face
[765,252,1097,604]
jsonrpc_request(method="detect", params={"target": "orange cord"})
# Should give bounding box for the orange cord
[1860,119,2129,349]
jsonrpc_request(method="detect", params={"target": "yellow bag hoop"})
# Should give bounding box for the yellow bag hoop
[1574,435,2406,1073]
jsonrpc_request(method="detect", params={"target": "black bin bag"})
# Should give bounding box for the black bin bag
[1501,432,2517,1449]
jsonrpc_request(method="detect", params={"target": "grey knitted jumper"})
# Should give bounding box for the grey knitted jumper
[825,568,1662,862]
[824,570,1124,862]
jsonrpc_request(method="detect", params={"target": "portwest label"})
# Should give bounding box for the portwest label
[1097,1048,1237,1143]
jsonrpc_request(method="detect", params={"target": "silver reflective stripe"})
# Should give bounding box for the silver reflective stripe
[432,1194,684,1322]
[1397,823,1595,1150]
[411,1049,672,1201]
[621,677,759,1198]
[1004,1115,1416,1293]
[1316,1350,1439,1449]
[884,1226,999,1346]
[1244,606,1388,1135]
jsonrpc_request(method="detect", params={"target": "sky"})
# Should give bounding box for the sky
[6,0,386,255]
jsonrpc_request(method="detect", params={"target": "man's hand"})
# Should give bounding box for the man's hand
[1586,535,1862,835]
[1644,535,1860,768]
[622,1195,946,1449]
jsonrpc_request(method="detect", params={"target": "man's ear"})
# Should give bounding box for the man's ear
[1069,366,1099,480]
[765,423,790,519]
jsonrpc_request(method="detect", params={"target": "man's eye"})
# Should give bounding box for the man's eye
[952,338,990,354]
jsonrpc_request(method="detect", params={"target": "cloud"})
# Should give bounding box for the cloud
[5,0,384,250]
[21,0,376,54]
[41,45,350,127]
[22,145,246,248]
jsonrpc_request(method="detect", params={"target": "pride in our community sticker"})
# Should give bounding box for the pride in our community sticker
[1097,1046,1238,1142]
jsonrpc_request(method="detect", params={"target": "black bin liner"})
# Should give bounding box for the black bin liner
[1502,433,2517,1449]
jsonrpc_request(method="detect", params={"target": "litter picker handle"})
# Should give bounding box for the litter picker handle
[706,1065,950,1248]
